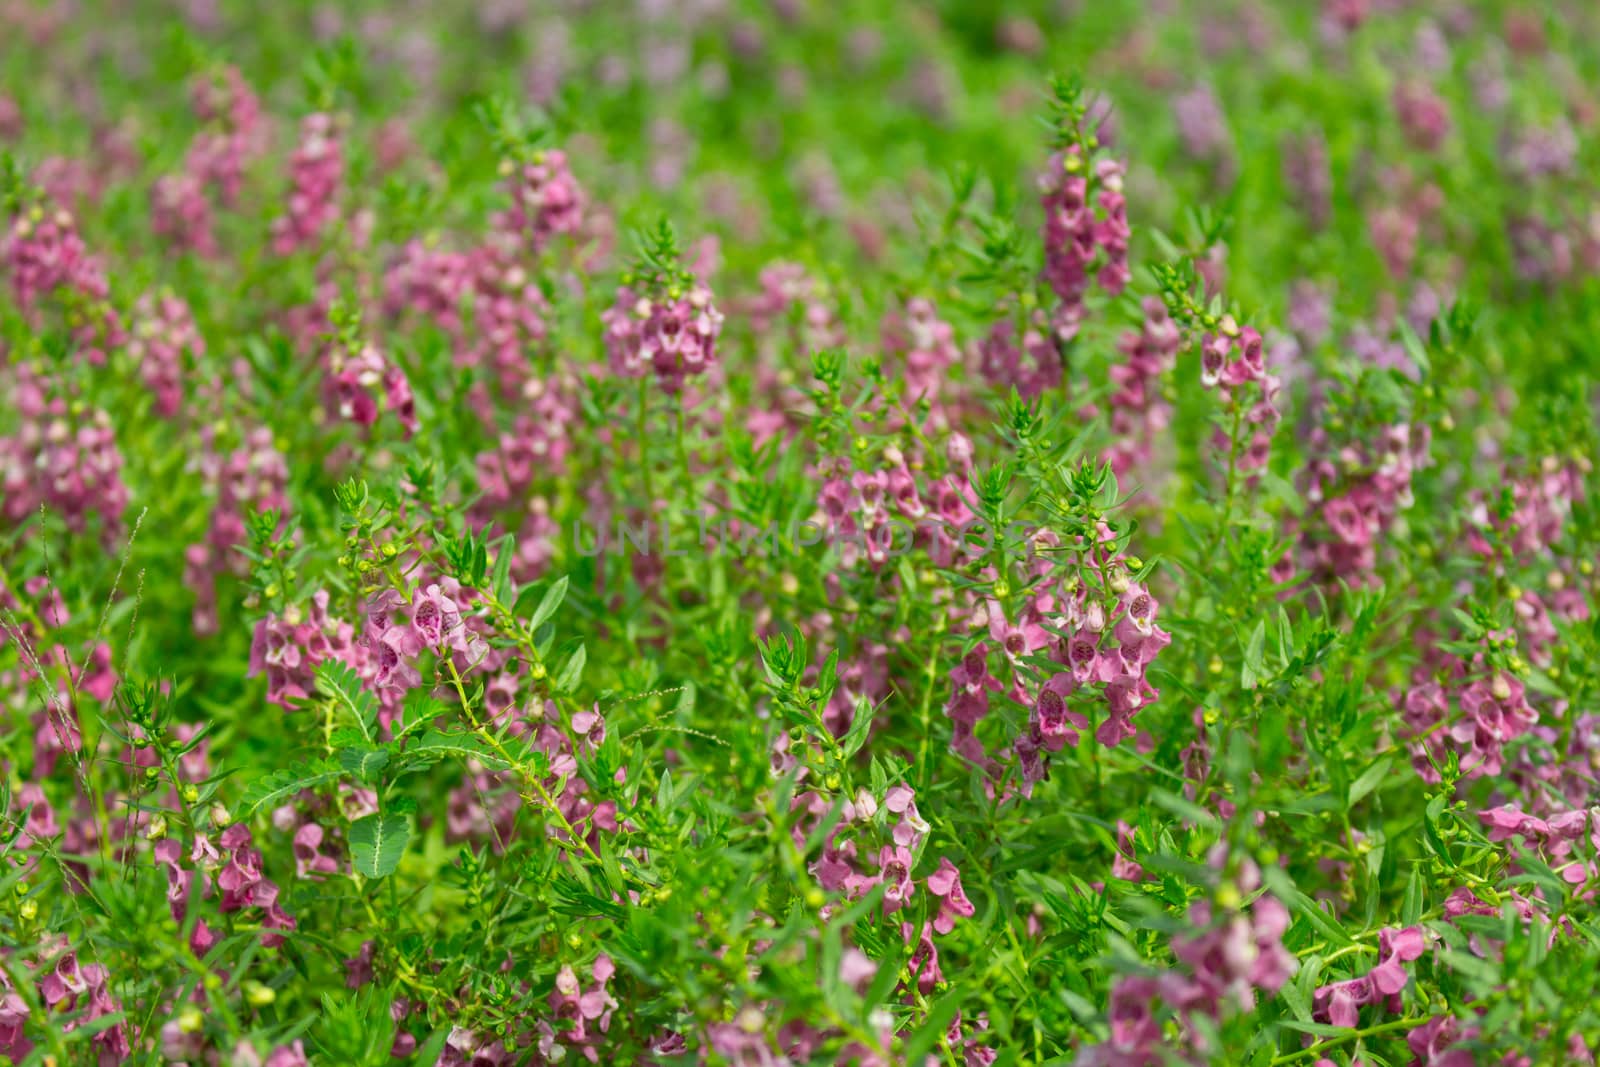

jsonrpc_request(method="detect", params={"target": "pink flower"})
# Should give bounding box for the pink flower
[927,858,976,934]
[270,113,343,255]
[878,845,915,914]
[265,1040,310,1067]
[496,148,585,250]
[602,281,725,393]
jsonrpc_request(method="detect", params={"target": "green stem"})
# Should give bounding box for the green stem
[1270,1016,1432,1065]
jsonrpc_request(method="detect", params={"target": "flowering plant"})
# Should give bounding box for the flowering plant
[3,3,1600,1065]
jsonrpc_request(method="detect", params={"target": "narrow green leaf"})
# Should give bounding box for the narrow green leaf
[490,534,515,603]
[903,987,965,1063]
[1277,1020,1347,1037]
[840,696,876,758]
[1346,756,1393,808]
[1261,866,1354,947]
[1402,865,1424,925]
[1241,621,1266,690]
[1151,788,1221,831]
[528,575,569,631]
[555,643,586,693]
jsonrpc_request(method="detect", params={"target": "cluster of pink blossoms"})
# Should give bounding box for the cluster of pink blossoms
[975,315,1062,399]
[152,822,296,954]
[1465,459,1588,565]
[1104,296,1182,480]
[1507,700,1600,819]
[426,952,620,1066]
[744,261,845,353]
[1398,636,1537,783]
[382,237,553,413]
[150,170,217,257]
[0,366,128,542]
[383,239,470,330]
[1481,803,1600,887]
[815,452,978,572]
[1507,211,1600,286]
[1367,167,1444,281]
[127,291,205,417]
[602,280,725,392]
[463,240,554,406]
[1080,853,1294,1066]
[0,943,129,1064]
[1199,324,1281,477]
[188,65,263,206]
[472,400,577,525]
[248,589,356,706]
[378,142,580,417]
[1030,538,1170,769]
[184,427,289,634]
[1298,422,1429,582]
[270,112,343,255]
[1039,148,1130,341]
[364,582,489,693]
[1406,1017,1592,1067]
[802,783,974,937]
[471,390,577,583]
[752,778,988,1063]
[1394,80,1452,153]
[322,339,417,437]
[1313,926,1428,1028]
[943,524,1171,793]
[883,297,960,407]
[540,955,619,1063]
[495,148,585,252]
[149,68,262,258]
[2,202,124,362]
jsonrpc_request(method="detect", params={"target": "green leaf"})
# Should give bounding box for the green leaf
[555,643,586,693]
[236,762,341,817]
[490,533,515,603]
[349,813,409,879]
[903,986,965,1063]
[315,660,378,742]
[398,690,447,737]
[1346,756,1393,808]
[411,1028,450,1066]
[1261,866,1355,947]
[406,730,512,770]
[1402,865,1425,925]
[528,575,569,631]
[1277,1020,1348,1037]
[1150,788,1221,831]
[1397,319,1432,377]
[1241,621,1266,690]
[597,839,627,895]
[839,695,876,758]
[1279,971,1312,1022]
[339,745,391,782]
